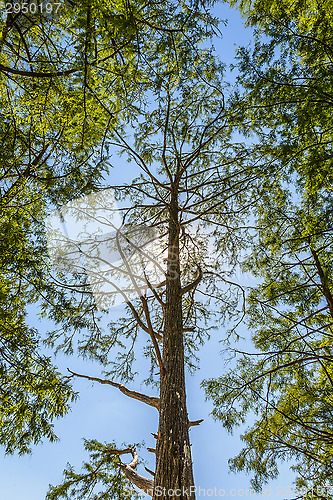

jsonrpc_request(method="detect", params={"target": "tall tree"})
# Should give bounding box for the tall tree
[204,0,333,495]
[45,36,253,499]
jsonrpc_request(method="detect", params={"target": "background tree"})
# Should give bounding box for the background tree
[204,0,333,495]
[0,110,83,454]
[0,0,219,158]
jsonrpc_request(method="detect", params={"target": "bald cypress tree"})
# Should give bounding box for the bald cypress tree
[45,31,253,500]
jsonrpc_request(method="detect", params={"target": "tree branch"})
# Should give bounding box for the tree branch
[180,266,202,295]
[0,63,79,78]
[67,369,160,409]
[118,463,154,496]
[310,245,333,318]
[107,447,154,496]
[145,466,155,477]
[189,418,204,427]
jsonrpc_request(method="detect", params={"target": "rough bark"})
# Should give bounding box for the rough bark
[310,245,333,318]
[153,189,196,499]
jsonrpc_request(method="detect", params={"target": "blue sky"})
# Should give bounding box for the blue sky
[0,3,298,499]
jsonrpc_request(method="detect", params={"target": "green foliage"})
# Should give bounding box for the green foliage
[0,115,81,454]
[229,0,333,195]
[46,439,142,500]
[204,189,333,491]
[204,0,333,493]
[0,0,220,152]
[0,0,222,457]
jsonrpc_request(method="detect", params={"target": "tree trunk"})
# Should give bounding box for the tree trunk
[153,189,196,499]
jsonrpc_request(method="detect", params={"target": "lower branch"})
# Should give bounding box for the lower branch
[109,447,154,496]
[189,418,204,427]
[119,463,154,496]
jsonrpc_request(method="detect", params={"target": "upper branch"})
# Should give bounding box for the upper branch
[67,369,160,409]
[180,266,202,296]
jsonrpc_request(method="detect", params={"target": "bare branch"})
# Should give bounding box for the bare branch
[0,63,79,78]
[180,266,202,296]
[141,295,166,375]
[67,369,160,409]
[108,447,154,496]
[310,244,333,318]
[189,418,204,427]
[119,463,154,496]
[145,467,156,477]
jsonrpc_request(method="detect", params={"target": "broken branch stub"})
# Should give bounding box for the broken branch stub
[108,447,154,496]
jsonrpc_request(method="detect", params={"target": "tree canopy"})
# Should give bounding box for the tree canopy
[2,0,333,497]
[204,0,333,495]
[1,1,252,498]
[0,0,219,457]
